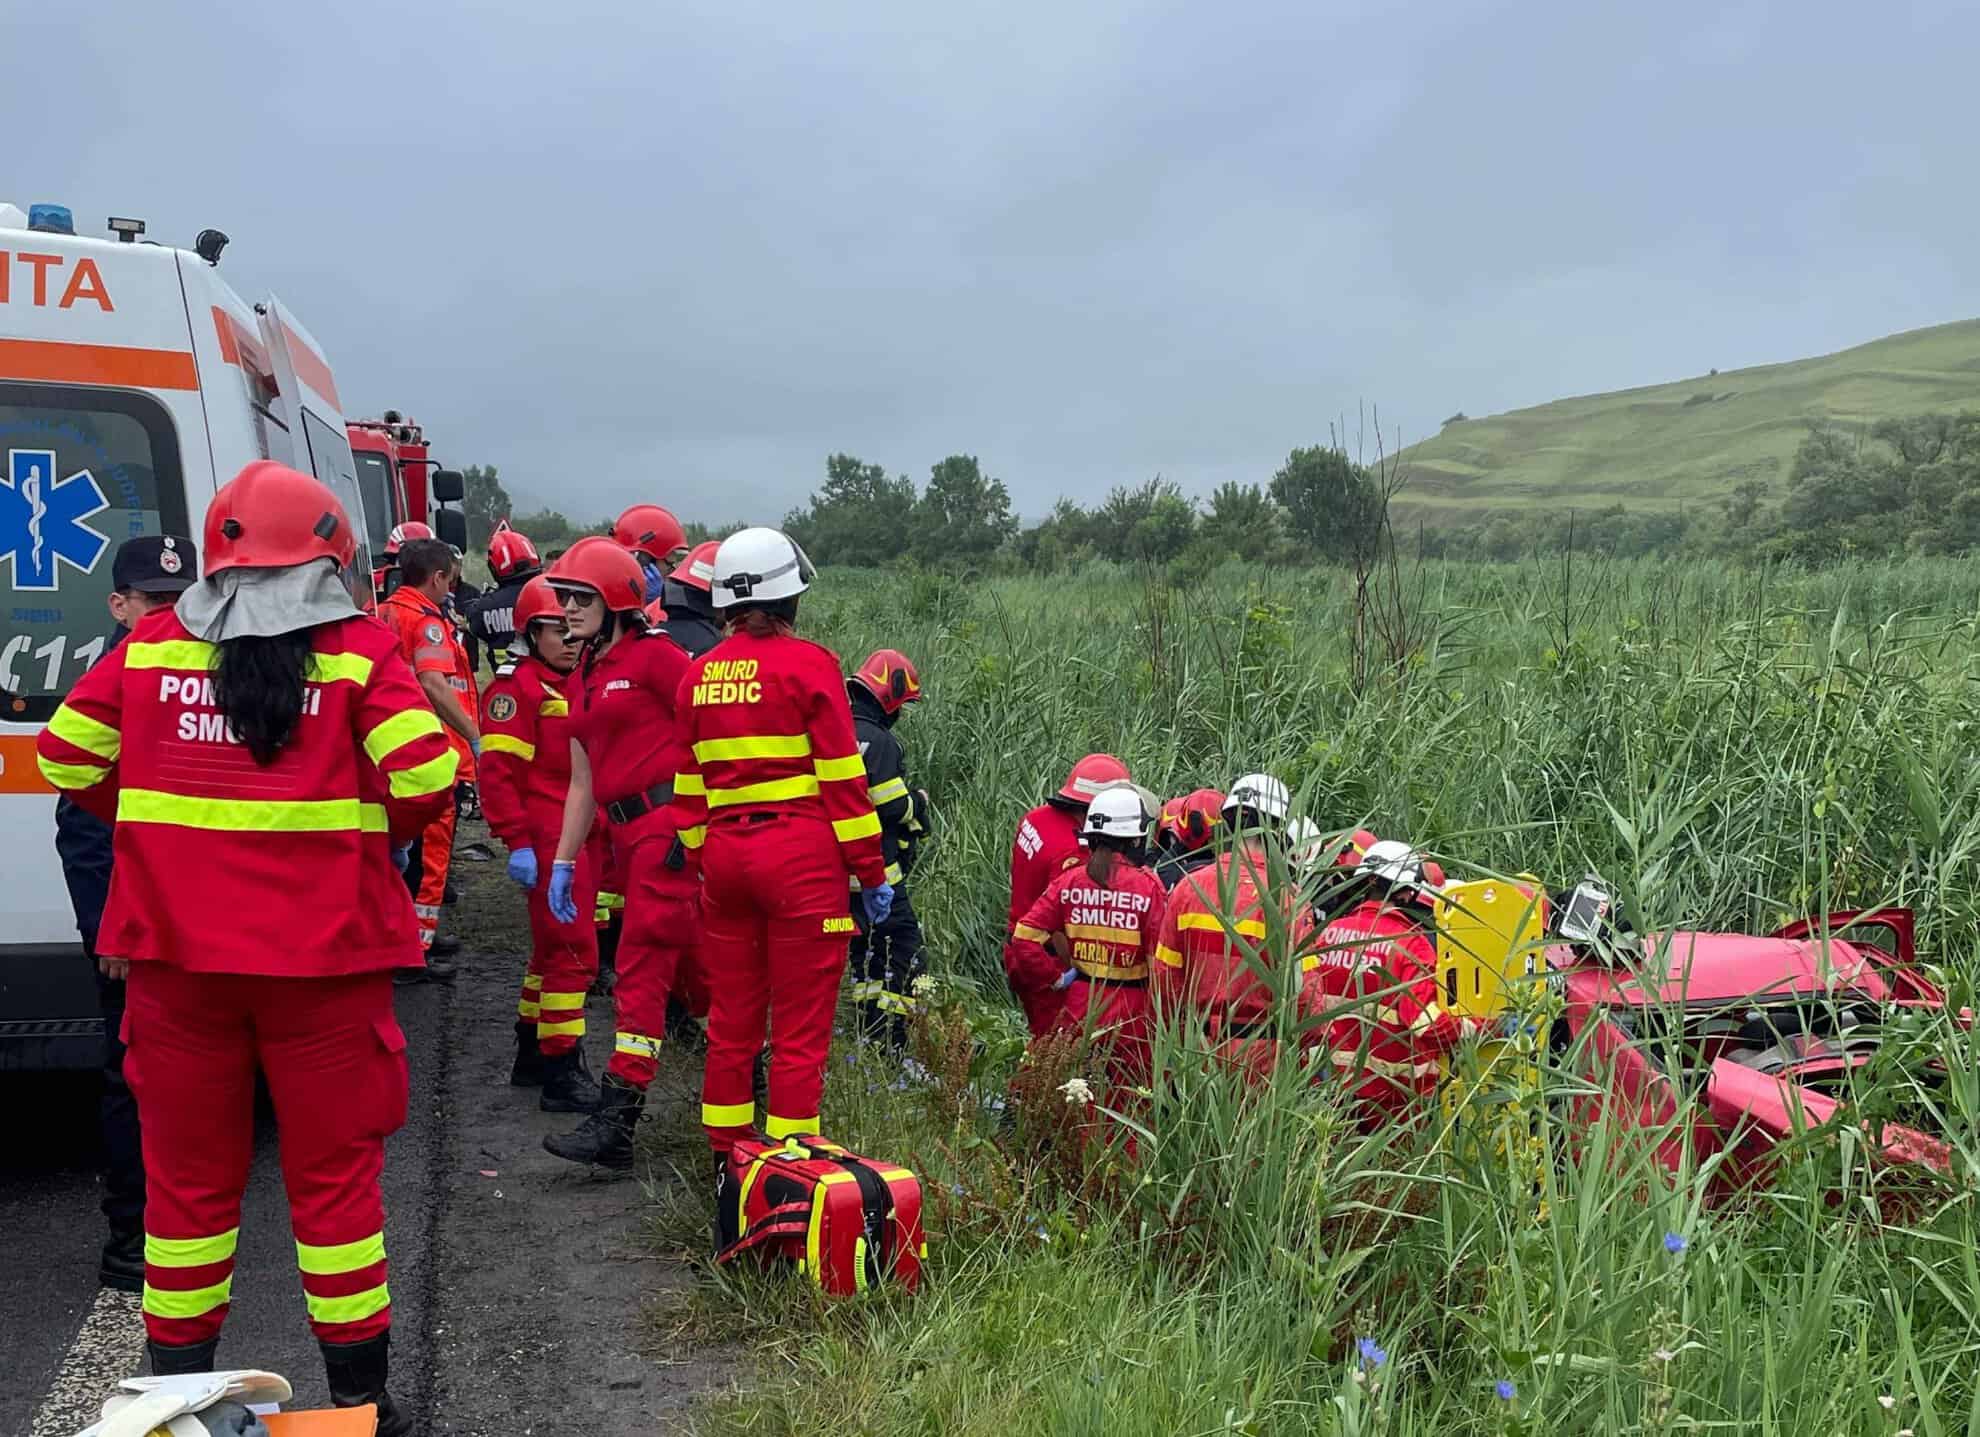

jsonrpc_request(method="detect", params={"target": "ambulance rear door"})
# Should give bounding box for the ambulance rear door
[259,297,373,571]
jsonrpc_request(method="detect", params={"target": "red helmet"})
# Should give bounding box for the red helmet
[384,520,433,558]
[850,649,922,715]
[669,540,720,594]
[1159,788,1225,850]
[612,504,687,562]
[1056,753,1130,805]
[546,535,646,614]
[487,522,541,581]
[512,575,563,635]
[1337,827,1381,870]
[205,461,357,576]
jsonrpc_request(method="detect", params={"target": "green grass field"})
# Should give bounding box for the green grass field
[648,561,1980,1435]
[1393,320,1980,522]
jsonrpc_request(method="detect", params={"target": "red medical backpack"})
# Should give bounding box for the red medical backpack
[714,1135,926,1294]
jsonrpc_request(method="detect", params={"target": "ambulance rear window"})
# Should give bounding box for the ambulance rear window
[0,383,188,724]
[352,448,397,553]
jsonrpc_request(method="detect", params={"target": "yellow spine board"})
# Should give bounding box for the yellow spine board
[1432,877,1547,1021]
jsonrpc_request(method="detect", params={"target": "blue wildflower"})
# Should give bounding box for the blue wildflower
[1356,1338,1388,1368]
[1663,1231,1688,1256]
[1495,1379,1517,1401]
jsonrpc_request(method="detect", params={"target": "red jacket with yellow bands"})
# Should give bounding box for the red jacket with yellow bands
[35,608,457,975]
[1304,899,1479,1105]
[1152,845,1311,1032]
[671,630,886,887]
[571,629,693,840]
[1010,862,1168,991]
[478,655,577,849]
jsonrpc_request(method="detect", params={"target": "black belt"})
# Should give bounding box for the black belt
[605,782,673,826]
[1217,1016,1279,1040]
[1076,972,1149,989]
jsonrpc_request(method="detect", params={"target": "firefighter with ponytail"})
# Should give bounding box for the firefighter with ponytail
[479,576,601,1114]
[670,528,890,1169]
[36,462,456,1431]
[537,537,697,1170]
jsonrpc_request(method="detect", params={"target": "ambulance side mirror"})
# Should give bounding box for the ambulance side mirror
[434,509,469,553]
[431,469,466,504]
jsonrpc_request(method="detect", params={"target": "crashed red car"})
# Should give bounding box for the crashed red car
[1549,905,1962,1191]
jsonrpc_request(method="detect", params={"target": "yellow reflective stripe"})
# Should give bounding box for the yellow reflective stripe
[677,825,706,850]
[305,1283,391,1327]
[806,1186,826,1284]
[694,733,812,763]
[538,991,586,1015]
[1012,923,1051,943]
[597,891,625,909]
[517,1001,541,1020]
[814,753,866,783]
[124,639,217,671]
[537,1019,586,1038]
[674,771,705,797]
[702,1100,756,1128]
[1154,943,1184,968]
[1329,1049,1440,1079]
[389,750,459,799]
[363,708,444,766]
[708,775,820,807]
[521,973,544,991]
[307,652,374,686]
[1177,912,1268,940]
[118,789,389,833]
[885,861,903,885]
[615,1032,662,1059]
[39,756,110,790]
[146,1229,239,1268]
[49,705,121,761]
[833,811,882,843]
[480,732,536,761]
[1075,956,1149,981]
[868,776,910,806]
[765,1112,820,1140]
[538,698,569,717]
[144,1278,233,1320]
[876,991,914,1014]
[1066,922,1142,946]
[296,1233,385,1276]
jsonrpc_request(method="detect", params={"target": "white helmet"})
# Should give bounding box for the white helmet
[1222,772,1290,824]
[1286,816,1327,873]
[710,527,815,610]
[1358,839,1434,893]
[1082,784,1154,843]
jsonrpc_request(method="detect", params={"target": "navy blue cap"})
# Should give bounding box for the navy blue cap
[113,534,199,593]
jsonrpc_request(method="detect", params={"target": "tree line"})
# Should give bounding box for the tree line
[457,412,1980,573]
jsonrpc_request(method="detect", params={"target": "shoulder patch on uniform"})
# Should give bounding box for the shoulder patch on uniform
[423,622,447,645]
[488,694,518,722]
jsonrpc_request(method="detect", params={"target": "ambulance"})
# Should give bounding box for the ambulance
[0,201,458,1067]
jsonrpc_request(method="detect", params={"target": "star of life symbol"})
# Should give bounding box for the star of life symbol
[1,448,110,591]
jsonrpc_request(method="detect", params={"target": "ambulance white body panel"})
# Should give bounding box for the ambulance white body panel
[0,213,366,1066]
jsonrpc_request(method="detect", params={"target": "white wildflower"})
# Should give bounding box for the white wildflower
[1877,1396,1896,1412]
[1059,1077,1095,1107]
[911,974,935,998]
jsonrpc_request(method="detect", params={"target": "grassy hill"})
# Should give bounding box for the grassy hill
[1393,318,1980,521]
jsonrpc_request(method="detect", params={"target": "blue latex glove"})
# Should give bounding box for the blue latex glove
[392,844,413,874]
[470,737,482,759]
[1053,967,1078,991]
[507,846,539,891]
[548,862,578,924]
[861,881,894,926]
[641,557,666,602]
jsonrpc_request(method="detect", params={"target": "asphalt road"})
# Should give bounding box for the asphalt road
[1,822,730,1435]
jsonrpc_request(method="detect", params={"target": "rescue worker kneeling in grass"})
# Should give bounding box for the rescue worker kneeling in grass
[1152,773,1313,1081]
[479,575,602,1114]
[36,463,453,1432]
[846,648,933,1050]
[1009,784,1167,1086]
[1303,840,1484,1127]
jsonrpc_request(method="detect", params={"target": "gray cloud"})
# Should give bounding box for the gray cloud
[13,0,1978,523]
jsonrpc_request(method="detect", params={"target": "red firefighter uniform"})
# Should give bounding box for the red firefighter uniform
[1305,899,1480,1123]
[1003,801,1086,1037]
[1009,860,1169,1083]
[480,656,598,1056]
[378,583,477,949]
[1153,845,1312,1079]
[37,607,456,1352]
[673,633,886,1153]
[570,627,697,1088]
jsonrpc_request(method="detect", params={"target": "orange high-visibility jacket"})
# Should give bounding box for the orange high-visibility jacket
[36,608,457,975]
[1152,845,1311,1032]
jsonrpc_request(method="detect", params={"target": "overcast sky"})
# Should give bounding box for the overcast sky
[16,0,1979,522]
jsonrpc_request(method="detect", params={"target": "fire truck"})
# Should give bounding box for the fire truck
[348,410,469,564]
[0,200,462,1068]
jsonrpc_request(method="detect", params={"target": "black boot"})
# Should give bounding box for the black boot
[665,996,707,1052]
[591,923,619,998]
[321,1333,413,1437]
[509,1020,545,1087]
[99,1226,144,1293]
[542,1075,643,1171]
[149,1338,219,1374]
[539,1044,602,1114]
